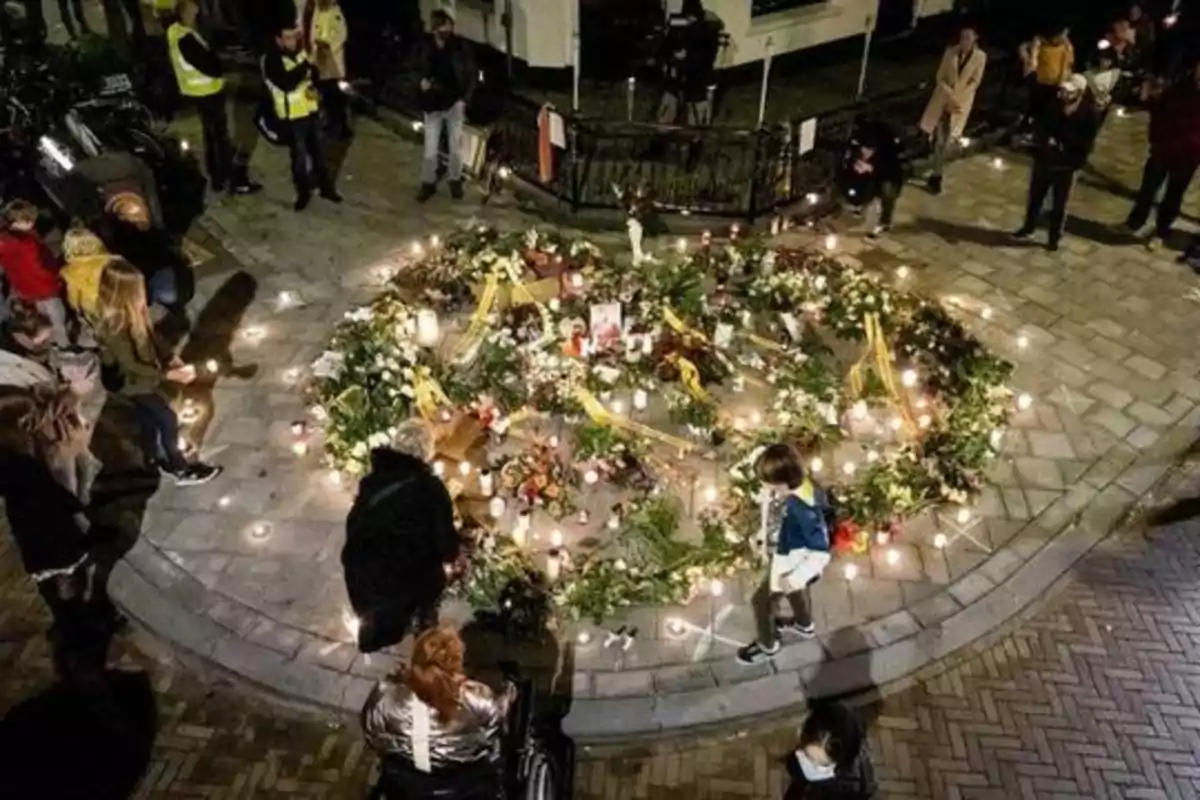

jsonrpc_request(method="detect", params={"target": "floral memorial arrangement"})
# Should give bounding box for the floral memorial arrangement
[309,226,1015,624]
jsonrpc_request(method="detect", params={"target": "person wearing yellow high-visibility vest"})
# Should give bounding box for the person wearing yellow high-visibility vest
[263,24,342,212]
[168,0,261,195]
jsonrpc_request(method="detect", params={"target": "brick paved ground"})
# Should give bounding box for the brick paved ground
[3,454,1200,798]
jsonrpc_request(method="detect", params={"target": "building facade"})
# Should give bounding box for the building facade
[417,0,960,71]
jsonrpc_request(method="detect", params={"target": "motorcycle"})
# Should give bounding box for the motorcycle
[1,36,205,234]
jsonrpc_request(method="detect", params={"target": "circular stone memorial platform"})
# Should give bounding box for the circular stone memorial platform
[108,227,1169,744]
[106,119,1199,742]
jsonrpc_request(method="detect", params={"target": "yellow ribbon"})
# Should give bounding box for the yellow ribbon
[454,269,502,360]
[454,256,556,362]
[573,388,694,452]
[847,313,916,434]
[665,354,712,404]
[413,367,452,420]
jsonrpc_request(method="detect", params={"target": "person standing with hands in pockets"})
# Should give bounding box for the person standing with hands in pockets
[414,9,476,204]
[737,443,832,666]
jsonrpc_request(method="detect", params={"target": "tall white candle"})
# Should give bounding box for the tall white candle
[415,309,440,347]
[512,511,531,547]
[546,550,562,582]
[633,389,648,411]
[479,470,495,496]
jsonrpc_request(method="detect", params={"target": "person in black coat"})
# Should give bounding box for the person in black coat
[0,388,93,657]
[342,419,463,653]
[840,115,905,242]
[1014,74,1102,251]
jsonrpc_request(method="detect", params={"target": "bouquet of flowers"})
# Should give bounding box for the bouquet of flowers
[498,442,577,518]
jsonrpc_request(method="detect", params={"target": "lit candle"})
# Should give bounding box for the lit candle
[633,389,648,411]
[205,359,220,374]
[458,460,471,477]
[548,435,560,448]
[709,578,724,597]
[488,496,507,519]
[291,440,309,456]
[549,298,561,312]
[416,309,440,347]
[703,485,718,503]
[901,368,918,388]
[432,460,445,477]
[606,513,620,531]
[512,511,531,546]
[1016,393,1033,411]
[570,272,584,289]
[479,470,495,496]
[584,469,599,485]
[577,630,592,645]
[933,532,948,549]
[885,548,900,565]
[546,550,562,582]
[810,457,824,474]
[843,563,858,580]
[641,335,653,355]
[550,529,564,547]
[611,398,627,415]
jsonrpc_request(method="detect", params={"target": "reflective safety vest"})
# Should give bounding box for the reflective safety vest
[264,53,319,121]
[167,23,224,98]
[152,0,177,13]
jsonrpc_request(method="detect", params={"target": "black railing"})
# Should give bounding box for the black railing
[385,52,1022,222]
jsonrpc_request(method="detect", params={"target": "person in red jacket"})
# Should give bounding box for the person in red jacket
[1124,60,1200,250]
[0,201,69,348]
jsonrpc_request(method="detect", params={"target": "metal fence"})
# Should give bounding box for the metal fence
[384,52,1020,222]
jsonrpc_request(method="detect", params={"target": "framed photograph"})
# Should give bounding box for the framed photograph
[589,303,623,350]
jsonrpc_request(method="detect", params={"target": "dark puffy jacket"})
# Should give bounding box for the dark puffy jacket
[1149,81,1200,172]
[0,448,88,578]
[342,449,459,651]
[1036,102,1101,171]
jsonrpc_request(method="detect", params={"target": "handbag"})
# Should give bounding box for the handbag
[255,57,290,147]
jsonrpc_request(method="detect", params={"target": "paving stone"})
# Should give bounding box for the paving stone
[1026,431,1077,460]
[1125,354,1169,381]
[1087,381,1135,410]
[1089,407,1139,439]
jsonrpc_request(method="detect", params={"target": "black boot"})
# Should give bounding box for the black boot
[416,183,436,203]
[927,175,943,195]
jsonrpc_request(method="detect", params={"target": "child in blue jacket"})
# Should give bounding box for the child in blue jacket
[738,443,831,666]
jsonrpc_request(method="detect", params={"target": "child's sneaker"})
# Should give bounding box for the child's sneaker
[736,641,781,666]
[776,618,816,640]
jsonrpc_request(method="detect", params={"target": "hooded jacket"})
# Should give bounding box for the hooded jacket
[342,448,459,649]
